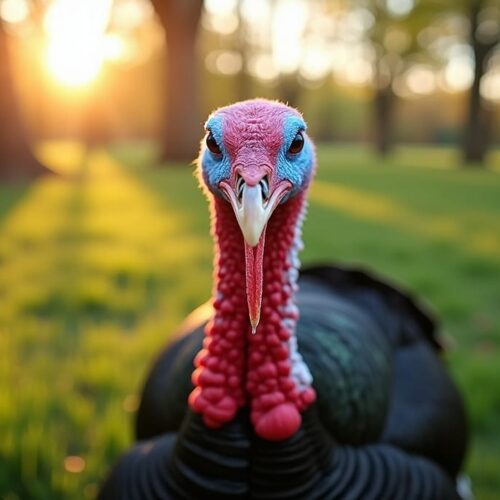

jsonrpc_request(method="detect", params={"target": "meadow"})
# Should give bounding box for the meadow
[0,143,499,499]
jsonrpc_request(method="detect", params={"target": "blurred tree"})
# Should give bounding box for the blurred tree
[362,0,444,156]
[150,0,204,162]
[462,0,499,164]
[234,0,252,101]
[0,19,49,182]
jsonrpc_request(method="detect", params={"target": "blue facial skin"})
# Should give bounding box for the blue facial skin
[201,115,231,197]
[277,115,315,200]
[201,113,315,201]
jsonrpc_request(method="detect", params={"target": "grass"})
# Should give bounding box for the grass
[0,142,499,499]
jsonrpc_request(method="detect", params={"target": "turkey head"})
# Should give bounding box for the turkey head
[190,99,317,441]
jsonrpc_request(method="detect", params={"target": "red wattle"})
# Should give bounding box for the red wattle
[189,194,316,440]
[245,192,316,441]
[254,403,301,441]
[244,231,266,332]
[188,200,248,429]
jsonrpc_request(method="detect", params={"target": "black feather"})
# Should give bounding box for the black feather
[101,265,467,499]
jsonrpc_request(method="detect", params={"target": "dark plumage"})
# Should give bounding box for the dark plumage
[100,266,467,499]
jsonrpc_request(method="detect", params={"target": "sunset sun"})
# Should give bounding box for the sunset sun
[44,0,113,87]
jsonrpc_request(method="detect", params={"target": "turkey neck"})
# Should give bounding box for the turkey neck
[189,198,248,428]
[189,193,316,441]
[246,190,316,440]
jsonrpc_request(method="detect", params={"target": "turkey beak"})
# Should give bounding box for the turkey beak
[220,177,291,333]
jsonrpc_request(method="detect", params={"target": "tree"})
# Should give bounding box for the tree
[0,19,50,182]
[462,0,499,164]
[150,0,204,163]
[361,1,445,156]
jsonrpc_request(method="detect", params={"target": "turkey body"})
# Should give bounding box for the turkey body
[100,265,468,499]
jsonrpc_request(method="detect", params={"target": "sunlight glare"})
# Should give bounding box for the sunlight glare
[45,0,113,87]
[248,54,279,81]
[406,65,436,95]
[300,39,331,81]
[205,0,237,16]
[205,50,242,76]
[337,9,371,43]
[203,10,239,35]
[386,0,414,18]
[111,0,154,30]
[0,0,29,24]
[332,43,373,86]
[343,59,373,86]
[241,0,270,27]
[441,58,473,92]
[102,33,127,61]
[272,0,308,73]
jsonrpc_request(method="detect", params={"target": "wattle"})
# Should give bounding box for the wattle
[189,192,316,440]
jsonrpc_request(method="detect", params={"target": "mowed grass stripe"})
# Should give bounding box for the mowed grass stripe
[310,180,500,260]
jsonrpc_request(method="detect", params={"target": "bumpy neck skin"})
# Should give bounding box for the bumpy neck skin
[189,193,315,441]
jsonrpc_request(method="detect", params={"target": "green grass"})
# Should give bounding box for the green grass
[0,142,499,499]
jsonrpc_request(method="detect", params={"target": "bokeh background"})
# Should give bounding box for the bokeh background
[0,0,499,498]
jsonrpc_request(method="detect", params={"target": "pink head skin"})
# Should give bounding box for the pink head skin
[220,105,294,331]
[191,99,316,440]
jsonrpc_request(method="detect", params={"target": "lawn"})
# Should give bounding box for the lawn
[0,142,499,499]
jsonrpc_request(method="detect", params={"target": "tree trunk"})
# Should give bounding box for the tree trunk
[463,0,500,165]
[373,85,395,156]
[151,0,203,163]
[463,50,487,165]
[463,0,489,165]
[0,21,50,182]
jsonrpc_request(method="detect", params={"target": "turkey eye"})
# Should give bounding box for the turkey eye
[206,132,222,155]
[288,132,304,154]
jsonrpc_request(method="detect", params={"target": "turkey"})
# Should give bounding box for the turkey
[99,99,468,499]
